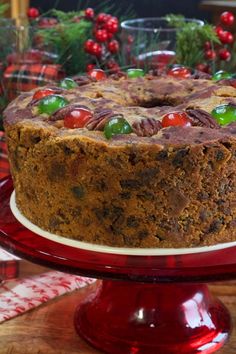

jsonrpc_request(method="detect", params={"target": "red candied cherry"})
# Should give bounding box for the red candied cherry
[105,17,119,34]
[88,69,107,81]
[85,8,94,19]
[219,48,231,61]
[27,7,40,18]
[220,11,235,26]
[84,39,95,54]
[219,31,234,44]
[33,88,55,100]
[64,107,92,129]
[162,112,192,128]
[95,29,109,42]
[86,63,96,72]
[167,66,191,79]
[107,40,120,53]
[205,49,216,61]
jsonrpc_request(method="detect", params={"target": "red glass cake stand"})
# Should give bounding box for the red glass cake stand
[1,176,236,354]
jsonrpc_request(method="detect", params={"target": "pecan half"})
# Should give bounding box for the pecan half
[86,108,121,130]
[73,75,94,86]
[132,118,162,137]
[49,104,91,121]
[186,109,220,129]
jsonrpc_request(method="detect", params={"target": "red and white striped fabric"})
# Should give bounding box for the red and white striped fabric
[0,271,95,322]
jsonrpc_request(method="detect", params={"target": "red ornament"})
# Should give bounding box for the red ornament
[162,112,192,128]
[64,108,92,129]
[86,63,96,72]
[107,40,119,53]
[33,88,55,100]
[27,7,40,19]
[84,39,95,54]
[218,48,231,61]
[88,69,107,81]
[218,31,234,44]
[167,66,191,79]
[95,29,109,42]
[205,49,216,61]
[105,18,119,34]
[85,8,94,19]
[220,11,235,26]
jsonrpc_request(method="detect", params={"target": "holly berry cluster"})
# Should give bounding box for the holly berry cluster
[204,11,235,64]
[83,8,121,73]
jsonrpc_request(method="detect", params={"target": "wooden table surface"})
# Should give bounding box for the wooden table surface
[1,260,236,354]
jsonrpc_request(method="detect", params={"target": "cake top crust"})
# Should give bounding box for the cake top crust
[3,74,236,147]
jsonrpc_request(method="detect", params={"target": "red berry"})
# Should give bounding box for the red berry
[105,18,119,34]
[64,108,92,129]
[220,11,235,26]
[38,17,58,28]
[127,35,134,44]
[195,63,210,73]
[205,49,216,60]
[95,29,109,42]
[90,42,102,57]
[107,60,120,73]
[219,31,234,44]
[33,88,55,100]
[96,13,108,24]
[162,112,192,128]
[27,7,40,19]
[106,31,114,40]
[167,66,191,79]
[219,48,231,61]
[215,26,224,40]
[86,63,96,72]
[88,69,107,81]
[204,41,211,50]
[85,8,94,19]
[84,39,95,54]
[107,40,120,53]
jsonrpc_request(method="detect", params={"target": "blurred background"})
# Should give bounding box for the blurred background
[31,0,210,21]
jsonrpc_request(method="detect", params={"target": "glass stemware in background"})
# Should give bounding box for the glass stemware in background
[120,17,204,71]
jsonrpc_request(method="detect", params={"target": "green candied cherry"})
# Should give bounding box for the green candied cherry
[38,95,69,115]
[211,104,236,125]
[127,68,145,79]
[104,117,133,139]
[212,70,233,81]
[59,78,78,89]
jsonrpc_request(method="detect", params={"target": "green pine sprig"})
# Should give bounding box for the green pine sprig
[166,14,220,68]
[0,2,9,17]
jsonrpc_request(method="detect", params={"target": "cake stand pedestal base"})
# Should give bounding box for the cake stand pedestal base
[74,280,231,354]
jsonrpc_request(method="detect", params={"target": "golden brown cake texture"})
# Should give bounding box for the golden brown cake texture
[3,74,236,248]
